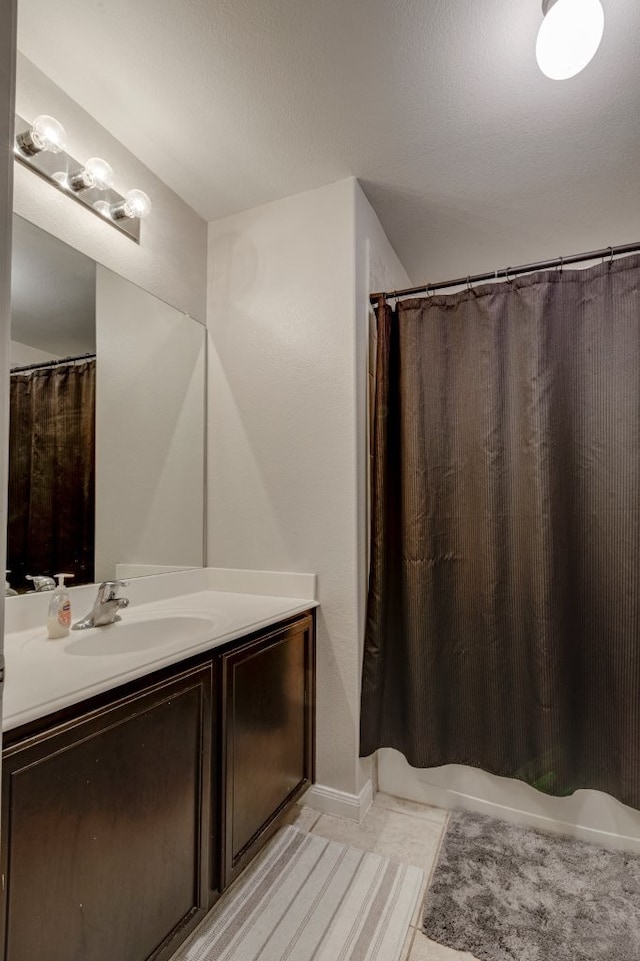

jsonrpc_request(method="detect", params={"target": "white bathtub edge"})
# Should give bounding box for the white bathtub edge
[378,748,640,854]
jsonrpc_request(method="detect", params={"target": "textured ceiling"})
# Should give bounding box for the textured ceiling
[16,0,640,283]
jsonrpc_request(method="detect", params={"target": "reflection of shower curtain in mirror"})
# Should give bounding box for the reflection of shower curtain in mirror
[8,360,95,590]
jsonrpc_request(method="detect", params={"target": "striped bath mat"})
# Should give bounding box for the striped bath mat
[175,825,423,961]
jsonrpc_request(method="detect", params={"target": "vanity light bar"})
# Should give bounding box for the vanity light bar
[14,114,152,244]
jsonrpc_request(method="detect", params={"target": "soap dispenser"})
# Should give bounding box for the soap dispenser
[47,573,74,639]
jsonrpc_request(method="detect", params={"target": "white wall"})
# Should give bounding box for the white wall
[354,182,411,794]
[208,178,363,799]
[207,177,411,810]
[95,267,205,582]
[9,341,61,367]
[14,54,207,322]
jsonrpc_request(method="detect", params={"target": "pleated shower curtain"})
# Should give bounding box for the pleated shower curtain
[8,360,96,589]
[360,255,640,809]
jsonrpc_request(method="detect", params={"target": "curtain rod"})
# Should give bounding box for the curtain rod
[10,352,96,374]
[369,241,640,304]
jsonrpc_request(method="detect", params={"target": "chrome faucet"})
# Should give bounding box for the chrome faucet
[72,580,130,630]
[26,575,57,592]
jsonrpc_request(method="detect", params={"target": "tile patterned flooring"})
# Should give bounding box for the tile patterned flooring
[284,792,480,961]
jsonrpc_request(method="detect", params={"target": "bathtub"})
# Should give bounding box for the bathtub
[378,748,640,853]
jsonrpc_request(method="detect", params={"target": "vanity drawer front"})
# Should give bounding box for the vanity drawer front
[1,663,213,961]
[220,614,315,887]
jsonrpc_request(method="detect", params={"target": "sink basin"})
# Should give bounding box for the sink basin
[64,614,222,656]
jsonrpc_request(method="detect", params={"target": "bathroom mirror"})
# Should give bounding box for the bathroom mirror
[7,215,205,593]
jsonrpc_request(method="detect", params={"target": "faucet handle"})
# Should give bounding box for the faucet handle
[98,580,129,601]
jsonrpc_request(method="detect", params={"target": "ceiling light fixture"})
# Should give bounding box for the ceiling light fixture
[14,112,152,243]
[536,0,604,80]
[15,114,67,156]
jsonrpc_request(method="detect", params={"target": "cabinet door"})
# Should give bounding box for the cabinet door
[1,663,213,961]
[220,614,315,887]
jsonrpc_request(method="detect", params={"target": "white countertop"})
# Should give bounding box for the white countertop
[3,568,318,732]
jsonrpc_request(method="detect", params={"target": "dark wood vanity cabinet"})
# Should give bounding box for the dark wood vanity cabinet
[1,662,213,961]
[0,610,315,961]
[220,614,315,887]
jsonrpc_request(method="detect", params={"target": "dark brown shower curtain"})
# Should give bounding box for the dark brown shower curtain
[360,254,640,810]
[8,360,96,589]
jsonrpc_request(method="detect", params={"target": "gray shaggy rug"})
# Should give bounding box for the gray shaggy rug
[422,809,640,961]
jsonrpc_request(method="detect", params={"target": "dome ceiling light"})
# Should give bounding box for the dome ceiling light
[536,0,605,80]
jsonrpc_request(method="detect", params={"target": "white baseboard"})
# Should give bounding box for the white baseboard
[303,779,374,823]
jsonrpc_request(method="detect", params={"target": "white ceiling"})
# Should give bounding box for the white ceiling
[16,0,640,284]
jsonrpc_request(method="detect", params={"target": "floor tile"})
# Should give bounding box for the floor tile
[411,806,449,925]
[375,792,450,827]
[281,803,321,833]
[408,930,479,960]
[311,804,445,871]
[399,926,416,961]
[410,870,429,929]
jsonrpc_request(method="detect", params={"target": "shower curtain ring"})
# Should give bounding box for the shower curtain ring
[609,246,615,268]
[505,267,513,284]
[426,284,433,298]
[558,255,564,273]
[466,276,472,291]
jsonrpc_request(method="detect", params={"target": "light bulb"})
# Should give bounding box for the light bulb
[16,114,67,155]
[123,189,152,219]
[108,188,152,221]
[32,115,67,152]
[536,0,604,80]
[68,157,115,192]
[84,157,115,190]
